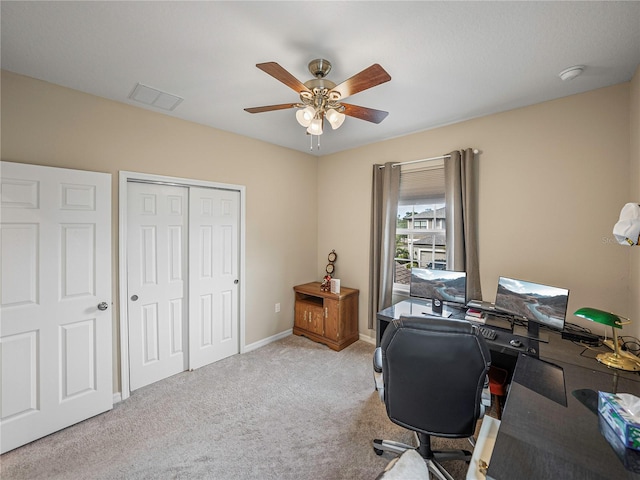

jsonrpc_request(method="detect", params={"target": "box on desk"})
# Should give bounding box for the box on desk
[598,391,640,451]
[599,415,640,473]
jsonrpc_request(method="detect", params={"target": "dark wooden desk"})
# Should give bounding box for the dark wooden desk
[376,299,640,479]
[376,298,532,376]
[376,298,518,347]
[487,337,640,479]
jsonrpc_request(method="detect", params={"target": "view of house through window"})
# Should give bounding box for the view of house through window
[394,161,446,293]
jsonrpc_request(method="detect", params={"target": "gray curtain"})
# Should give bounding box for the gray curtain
[368,162,400,329]
[445,148,481,301]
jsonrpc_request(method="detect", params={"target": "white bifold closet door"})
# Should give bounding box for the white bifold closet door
[127,182,239,391]
[127,183,188,390]
[188,186,240,370]
[0,161,112,454]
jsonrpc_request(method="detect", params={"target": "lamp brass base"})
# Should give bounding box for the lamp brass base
[596,352,640,372]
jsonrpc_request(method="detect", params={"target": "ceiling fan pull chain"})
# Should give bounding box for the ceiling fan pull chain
[310,135,313,151]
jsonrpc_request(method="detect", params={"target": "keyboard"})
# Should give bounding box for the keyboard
[477,326,497,341]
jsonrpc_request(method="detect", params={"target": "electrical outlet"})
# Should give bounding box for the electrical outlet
[275,303,281,313]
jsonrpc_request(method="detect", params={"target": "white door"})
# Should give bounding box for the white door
[0,161,112,454]
[189,187,240,369]
[127,182,188,391]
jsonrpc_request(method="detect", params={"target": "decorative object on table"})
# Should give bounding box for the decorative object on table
[613,203,640,246]
[321,250,337,291]
[330,278,340,294]
[574,307,640,371]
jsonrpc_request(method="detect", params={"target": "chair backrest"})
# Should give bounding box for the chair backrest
[380,315,491,438]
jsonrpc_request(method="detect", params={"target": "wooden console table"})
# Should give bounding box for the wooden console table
[293,282,359,351]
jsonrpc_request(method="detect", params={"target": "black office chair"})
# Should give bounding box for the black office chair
[372,315,491,480]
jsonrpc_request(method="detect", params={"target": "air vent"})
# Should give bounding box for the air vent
[128,83,183,111]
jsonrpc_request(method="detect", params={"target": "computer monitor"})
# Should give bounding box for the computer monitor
[409,268,467,315]
[494,277,569,335]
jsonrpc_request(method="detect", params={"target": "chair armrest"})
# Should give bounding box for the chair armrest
[373,347,383,373]
[373,347,384,401]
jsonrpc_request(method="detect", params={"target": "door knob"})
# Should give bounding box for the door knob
[234,279,239,284]
[97,302,109,311]
[131,295,139,301]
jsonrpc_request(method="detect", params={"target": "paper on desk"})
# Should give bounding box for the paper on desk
[618,393,640,418]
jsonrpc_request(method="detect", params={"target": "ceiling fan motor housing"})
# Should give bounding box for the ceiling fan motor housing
[308,58,332,78]
[303,78,337,91]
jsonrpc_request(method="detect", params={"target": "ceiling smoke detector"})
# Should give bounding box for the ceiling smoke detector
[559,66,584,81]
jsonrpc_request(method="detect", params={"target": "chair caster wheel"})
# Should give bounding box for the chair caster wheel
[373,439,384,455]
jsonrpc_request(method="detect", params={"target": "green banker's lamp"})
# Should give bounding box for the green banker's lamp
[574,307,640,372]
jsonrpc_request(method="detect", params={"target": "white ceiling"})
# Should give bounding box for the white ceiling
[2,1,640,156]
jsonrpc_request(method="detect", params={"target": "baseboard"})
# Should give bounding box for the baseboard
[359,333,376,345]
[113,392,122,405]
[244,328,293,353]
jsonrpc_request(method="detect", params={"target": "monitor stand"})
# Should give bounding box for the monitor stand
[513,321,550,343]
[432,298,443,316]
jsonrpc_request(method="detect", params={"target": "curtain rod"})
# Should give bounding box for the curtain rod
[378,149,479,168]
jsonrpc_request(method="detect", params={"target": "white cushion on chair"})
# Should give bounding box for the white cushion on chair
[376,449,428,480]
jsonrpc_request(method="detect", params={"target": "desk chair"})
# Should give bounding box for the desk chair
[373,315,492,480]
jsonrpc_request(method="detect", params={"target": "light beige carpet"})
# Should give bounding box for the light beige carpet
[1,335,476,479]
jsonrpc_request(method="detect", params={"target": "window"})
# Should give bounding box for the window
[393,160,446,294]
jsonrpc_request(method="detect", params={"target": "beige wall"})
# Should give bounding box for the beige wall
[319,82,634,340]
[630,66,640,336]
[1,71,319,393]
[3,67,639,394]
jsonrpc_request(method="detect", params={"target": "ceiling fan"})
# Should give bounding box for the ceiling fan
[244,59,391,136]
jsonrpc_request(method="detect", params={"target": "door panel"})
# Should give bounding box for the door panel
[294,302,308,330]
[0,161,112,454]
[189,187,240,370]
[324,299,341,341]
[1,223,38,307]
[127,183,188,391]
[61,224,96,298]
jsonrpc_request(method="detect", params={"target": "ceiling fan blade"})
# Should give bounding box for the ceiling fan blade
[330,64,391,99]
[342,103,389,124]
[256,62,311,94]
[244,103,298,114]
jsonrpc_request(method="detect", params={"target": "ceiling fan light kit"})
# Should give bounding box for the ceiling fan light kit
[245,58,391,142]
[296,106,315,127]
[307,116,324,136]
[326,108,345,130]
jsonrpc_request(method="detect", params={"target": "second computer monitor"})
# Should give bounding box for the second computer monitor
[494,276,568,331]
[409,268,467,309]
